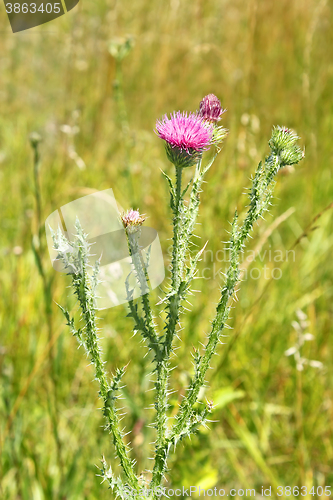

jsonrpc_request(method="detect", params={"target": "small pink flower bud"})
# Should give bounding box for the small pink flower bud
[199,94,225,122]
[121,209,146,229]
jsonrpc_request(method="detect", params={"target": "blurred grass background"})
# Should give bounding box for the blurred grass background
[0,0,333,498]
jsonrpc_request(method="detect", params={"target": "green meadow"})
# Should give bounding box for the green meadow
[0,0,332,498]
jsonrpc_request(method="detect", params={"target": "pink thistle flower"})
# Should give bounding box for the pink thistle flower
[156,111,213,152]
[155,111,214,168]
[122,209,146,230]
[199,94,225,122]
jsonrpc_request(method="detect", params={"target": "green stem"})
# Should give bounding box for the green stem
[170,156,284,449]
[71,240,139,490]
[32,141,43,244]
[171,166,184,289]
[296,368,307,484]
[149,166,185,488]
[125,229,169,490]
[126,230,160,356]
[163,166,184,351]
[30,137,64,477]
[151,158,217,487]
[114,59,135,202]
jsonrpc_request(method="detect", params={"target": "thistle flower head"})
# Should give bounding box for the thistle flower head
[269,126,304,167]
[121,209,146,230]
[155,111,214,168]
[199,94,225,122]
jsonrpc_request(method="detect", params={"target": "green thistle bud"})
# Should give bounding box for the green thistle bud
[29,132,42,148]
[269,126,304,167]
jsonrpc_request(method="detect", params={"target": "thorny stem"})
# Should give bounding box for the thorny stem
[170,156,290,443]
[126,230,160,357]
[153,130,303,480]
[55,225,139,492]
[149,166,184,488]
[151,156,218,486]
[78,271,137,488]
[171,166,184,289]
[164,165,184,351]
[151,155,218,486]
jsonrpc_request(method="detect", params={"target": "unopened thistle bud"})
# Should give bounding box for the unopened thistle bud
[269,126,304,167]
[121,209,146,232]
[199,94,228,146]
[199,94,225,123]
[29,132,42,148]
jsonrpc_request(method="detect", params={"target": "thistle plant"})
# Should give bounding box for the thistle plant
[53,94,304,499]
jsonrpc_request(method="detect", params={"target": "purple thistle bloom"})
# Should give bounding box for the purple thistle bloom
[156,111,213,168]
[156,111,213,152]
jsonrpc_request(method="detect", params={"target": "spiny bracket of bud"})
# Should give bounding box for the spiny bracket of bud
[121,209,147,231]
